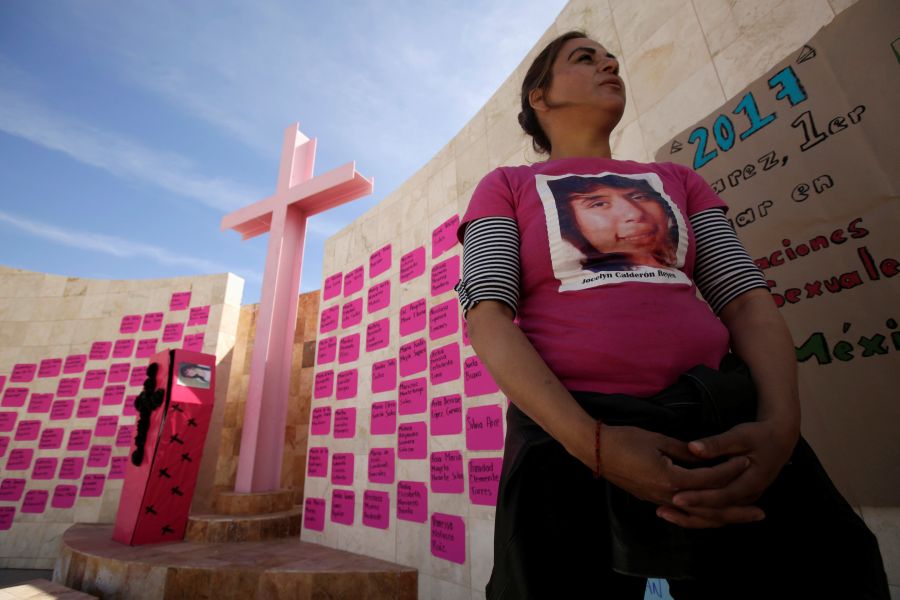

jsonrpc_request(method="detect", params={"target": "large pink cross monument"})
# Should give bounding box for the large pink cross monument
[222,123,373,492]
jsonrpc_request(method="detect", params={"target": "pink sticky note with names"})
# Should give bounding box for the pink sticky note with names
[430,343,461,385]
[3,387,28,407]
[335,370,358,400]
[320,305,339,334]
[109,456,128,479]
[183,333,204,352]
[368,448,395,483]
[431,255,460,296]
[466,404,504,450]
[432,215,460,258]
[397,481,427,523]
[0,479,25,501]
[122,395,138,416]
[14,420,40,441]
[0,437,7,458]
[399,299,426,337]
[38,359,62,378]
[52,485,77,509]
[59,457,84,480]
[469,457,502,506]
[338,334,360,364]
[84,369,107,389]
[400,246,426,283]
[366,280,390,314]
[113,339,135,358]
[369,244,392,279]
[39,428,64,449]
[87,445,112,468]
[464,355,500,397]
[399,338,427,377]
[371,359,397,393]
[169,291,192,310]
[431,450,464,493]
[49,400,73,420]
[0,375,4,393]
[94,415,118,437]
[398,422,426,459]
[431,394,463,435]
[343,266,364,297]
[32,457,58,480]
[76,397,100,418]
[188,305,210,326]
[108,363,130,383]
[361,321,388,355]
[323,272,343,300]
[310,407,332,435]
[341,298,363,328]
[0,507,14,530]
[142,312,163,331]
[67,429,92,451]
[89,341,112,360]
[22,490,48,514]
[317,337,337,365]
[333,407,356,439]
[431,513,465,564]
[102,385,125,406]
[399,378,427,415]
[462,319,470,346]
[314,371,334,400]
[136,338,158,358]
[331,489,355,525]
[331,452,354,485]
[27,393,53,414]
[363,490,390,529]
[115,424,135,448]
[370,400,397,435]
[5,448,33,471]
[308,447,328,478]
[64,354,87,374]
[304,497,326,531]
[120,315,141,333]
[129,366,147,387]
[0,412,16,432]
[11,363,37,383]
[429,298,459,340]
[80,474,105,497]
[162,323,184,343]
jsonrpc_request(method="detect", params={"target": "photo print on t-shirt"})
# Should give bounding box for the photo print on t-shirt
[535,171,690,292]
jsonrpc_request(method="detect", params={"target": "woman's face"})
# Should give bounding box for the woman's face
[540,38,625,114]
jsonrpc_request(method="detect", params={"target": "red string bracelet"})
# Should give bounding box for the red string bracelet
[593,420,602,479]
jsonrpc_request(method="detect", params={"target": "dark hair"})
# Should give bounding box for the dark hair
[547,175,679,271]
[518,30,589,155]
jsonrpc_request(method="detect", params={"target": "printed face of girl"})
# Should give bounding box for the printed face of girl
[569,184,669,258]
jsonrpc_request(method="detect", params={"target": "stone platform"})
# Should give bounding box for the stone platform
[54,524,417,599]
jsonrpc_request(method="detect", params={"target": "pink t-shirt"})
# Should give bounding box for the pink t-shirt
[459,156,731,397]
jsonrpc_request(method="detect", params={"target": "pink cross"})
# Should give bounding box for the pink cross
[222,123,373,492]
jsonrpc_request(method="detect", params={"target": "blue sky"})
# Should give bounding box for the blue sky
[0,0,567,304]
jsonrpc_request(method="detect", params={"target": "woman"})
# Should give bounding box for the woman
[455,31,888,599]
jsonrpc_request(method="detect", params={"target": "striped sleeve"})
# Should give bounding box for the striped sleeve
[454,217,520,318]
[690,207,770,315]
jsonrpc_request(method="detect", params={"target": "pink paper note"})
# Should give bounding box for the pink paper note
[0,479,25,501]
[0,412,16,432]
[431,450,464,493]
[142,312,163,331]
[365,318,390,352]
[0,436,7,458]
[59,457,84,480]
[429,298,459,341]
[399,338,427,376]
[162,323,184,343]
[112,339,135,358]
[39,427,64,450]
[430,343,461,385]
[0,376,4,394]
[0,507,14,530]
[431,255,460,296]
[64,354,87,374]
[330,489,355,525]
[371,359,396,393]
[5,448,33,471]
[303,497,326,531]
[2,387,28,407]
[399,298,426,337]
[398,422,426,459]
[400,246,426,283]
[188,305,210,326]
[84,369,107,389]
[57,378,80,398]
[320,305,339,333]
[323,272,343,300]
[11,363,36,383]
[431,513,465,564]
[338,334,360,364]
[26,393,53,414]
[464,355,500,397]
[115,424,135,448]
[136,338,158,358]
[331,452,354,485]
[87,445,112,468]
[76,397,100,418]
[310,407,332,435]
[49,400,73,420]
[38,358,62,378]
[94,415,119,437]
[32,457,58,480]
[363,490,390,529]
[466,404,504,450]
[120,315,141,333]
[169,291,192,311]
[399,377,427,415]
[14,420,40,441]
[335,370,358,400]
[22,490,48,514]
[370,400,397,435]
[341,298,362,328]
[122,395,138,416]
[366,280,390,314]
[369,244,392,279]
[183,333,204,352]
[368,448,395,484]
[314,371,334,400]
[107,363,131,383]
[108,456,128,479]
[129,366,147,387]
[469,457,502,506]
[462,319,470,346]
[80,474,105,497]
[89,341,112,360]
[308,447,328,478]
[397,481,427,523]
[431,394,463,436]
[316,337,337,365]
[333,407,356,439]
[432,215,460,258]
[103,385,125,406]
[67,429,92,451]
[52,485,77,509]
[343,266,364,297]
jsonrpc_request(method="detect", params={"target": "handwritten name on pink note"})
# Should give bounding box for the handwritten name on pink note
[431,450,464,494]
[183,333,204,352]
[398,422,426,459]
[49,400,73,421]
[307,447,328,477]
[431,255,460,297]
[343,266,364,297]
[188,305,210,326]
[22,490,49,514]
[304,497,326,531]
[341,298,363,329]
[0,376,4,394]
[0,437,7,458]
[0,507,13,530]
[398,378,427,416]
[323,272,343,300]
[313,371,334,400]
[397,481,427,523]
[94,416,118,437]
[469,458,502,506]
[6,448,33,471]
[3,387,28,407]
[162,323,184,343]
[432,215,460,259]
[84,369,107,389]
[135,338,158,358]
[400,246,426,283]
[399,338,427,377]
[88,445,112,468]
[331,452,353,485]
[462,319,470,346]
[32,457,58,480]
[170,291,192,311]
[369,244,391,279]
[370,401,397,435]
[39,428,64,450]
[366,280,390,314]
[102,385,125,406]
[431,394,463,436]
[333,407,356,439]
[129,366,147,387]
[14,420,40,441]
[113,339,135,358]
[89,341,112,361]
[80,474,105,497]
[115,425,135,448]
[67,429,92,451]
[0,412,16,432]
[464,355,500,397]
[38,359,62,378]
[466,404,504,451]
[431,513,465,564]
[0,479,25,501]
[52,485,77,509]
[368,448,395,484]
[429,298,459,341]
[338,334,360,364]
[429,343,460,385]
[122,395,138,416]
[371,359,396,393]
[142,312,163,332]
[11,363,36,383]
[64,354,87,374]
[320,306,340,334]
[399,299,426,336]
[109,456,128,479]
[76,397,100,418]
[335,370,358,400]
[363,490,390,530]
[317,337,337,364]
[310,407,332,435]
[26,393,53,414]
[59,457,84,480]
[120,315,141,333]
[365,318,389,352]
[108,363,131,383]
[331,489,355,525]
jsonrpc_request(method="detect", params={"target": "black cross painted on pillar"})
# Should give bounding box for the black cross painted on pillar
[171,486,184,497]
[187,418,198,428]
[169,433,185,445]
[145,505,157,516]
[181,452,193,463]
[158,467,172,479]
[161,525,174,535]
[172,404,184,413]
